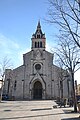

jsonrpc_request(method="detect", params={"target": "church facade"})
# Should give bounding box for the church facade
[3,22,71,100]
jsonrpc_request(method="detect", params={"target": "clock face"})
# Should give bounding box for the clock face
[35,64,41,70]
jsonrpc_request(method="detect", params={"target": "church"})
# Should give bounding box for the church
[3,21,71,100]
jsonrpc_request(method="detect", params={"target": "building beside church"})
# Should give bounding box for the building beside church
[3,21,71,100]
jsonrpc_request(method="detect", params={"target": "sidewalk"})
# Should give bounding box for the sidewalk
[0,100,80,120]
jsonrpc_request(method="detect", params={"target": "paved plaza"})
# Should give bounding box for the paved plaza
[0,100,80,120]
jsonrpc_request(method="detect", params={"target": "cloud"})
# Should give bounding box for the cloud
[0,33,21,67]
[0,33,20,51]
[0,33,31,68]
[0,33,21,58]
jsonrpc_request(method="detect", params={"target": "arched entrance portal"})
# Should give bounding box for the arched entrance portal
[33,81,42,99]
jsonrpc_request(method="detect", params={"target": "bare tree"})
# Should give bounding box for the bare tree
[0,56,12,102]
[47,0,80,48]
[53,35,80,112]
[54,54,71,107]
[0,56,12,79]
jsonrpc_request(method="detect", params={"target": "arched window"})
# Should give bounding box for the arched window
[38,42,39,48]
[14,80,17,90]
[40,41,42,48]
[35,42,37,48]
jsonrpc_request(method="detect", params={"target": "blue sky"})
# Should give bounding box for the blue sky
[0,0,80,84]
[0,0,58,67]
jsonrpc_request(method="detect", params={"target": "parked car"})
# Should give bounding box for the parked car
[77,99,80,104]
[2,94,9,100]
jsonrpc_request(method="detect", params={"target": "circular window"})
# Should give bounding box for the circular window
[35,64,41,70]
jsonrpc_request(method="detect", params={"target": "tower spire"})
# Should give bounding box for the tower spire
[31,21,46,50]
[32,21,45,39]
[37,20,41,29]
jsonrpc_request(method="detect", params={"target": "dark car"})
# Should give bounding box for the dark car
[2,94,9,100]
[77,99,80,104]
[76,95,80,103]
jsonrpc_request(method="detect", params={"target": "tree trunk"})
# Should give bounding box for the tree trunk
[71,72,77,112]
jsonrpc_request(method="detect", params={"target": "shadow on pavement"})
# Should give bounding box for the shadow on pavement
[61,117,80,120]
[0,111,79,120]
[31,107,52,111]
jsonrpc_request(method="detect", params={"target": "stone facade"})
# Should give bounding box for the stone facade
[3,21,72,100]
[77,84,80,95]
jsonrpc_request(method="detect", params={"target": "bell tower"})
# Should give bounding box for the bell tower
[31,21,46,51]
